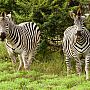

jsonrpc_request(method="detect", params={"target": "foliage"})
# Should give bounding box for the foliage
[0,1,77,33]
[0,0,89,36]
[0,1,90,90]
[0,0,90,58]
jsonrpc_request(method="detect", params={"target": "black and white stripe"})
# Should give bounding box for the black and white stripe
[63,11,90,80]
[0,13,40,70]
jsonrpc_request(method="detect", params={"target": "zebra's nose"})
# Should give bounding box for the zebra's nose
[77,35,81,40]
[76,31,82,36]
[75,31,82,42]
[0,32,6,41]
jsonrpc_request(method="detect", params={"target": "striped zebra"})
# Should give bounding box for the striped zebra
[0,12,40,70]
[63,10,90,80]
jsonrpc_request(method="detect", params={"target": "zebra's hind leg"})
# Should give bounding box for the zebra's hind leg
[65,56,71,76]
[23,51,34,70]
[21,51,30,70]
[28,51,34,67]
[85,55,90,80]
[18,55,23,70]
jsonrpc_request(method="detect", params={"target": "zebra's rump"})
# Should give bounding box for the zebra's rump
[19,22,40,52]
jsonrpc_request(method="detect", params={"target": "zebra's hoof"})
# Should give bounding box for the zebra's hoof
[86,78,89,80]
[18,66,23,71]
[24,66,30,71]
[12,60,16,64]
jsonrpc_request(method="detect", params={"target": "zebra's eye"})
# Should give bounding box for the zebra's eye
[6,23,8,26]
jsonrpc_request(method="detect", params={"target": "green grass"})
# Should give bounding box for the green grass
[0,42,90,90]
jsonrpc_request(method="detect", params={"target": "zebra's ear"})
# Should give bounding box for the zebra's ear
[0,13,1,17]
[77,8,82,17]
[7,12,11,18]
[1,12,6,18]
[69,11,75,19]
[84,13,89,19]
[81,14,90,21]
[77,4,82,16]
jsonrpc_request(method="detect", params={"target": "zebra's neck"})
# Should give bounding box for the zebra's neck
[6,20,19,45]
[75,23,84,31]
[8,20,15,31]
[74,17,84,31]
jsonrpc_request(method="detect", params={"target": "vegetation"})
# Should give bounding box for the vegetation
[0,0,85,37]
[0,0,90,90]
[0,43,89,90]
[0,0,90,53]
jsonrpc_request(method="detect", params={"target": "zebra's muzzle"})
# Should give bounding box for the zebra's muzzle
[0,32,6,41]
[76,36,81,42]
[75,31,82,42]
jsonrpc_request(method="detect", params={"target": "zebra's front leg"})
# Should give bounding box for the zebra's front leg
[10,53,16,64]
[85,55,90,80]
[65,56,71,76]
[6,45,16,64]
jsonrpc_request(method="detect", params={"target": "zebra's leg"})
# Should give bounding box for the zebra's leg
[65,56,71,76]
[22,51,34,70]
[6,44,16,64]
[21,51,30,70]
[75,57,82,76]
[7,50,16,64]
[85,55,90,80]
[28,51,34,67]
[18,54,23,70]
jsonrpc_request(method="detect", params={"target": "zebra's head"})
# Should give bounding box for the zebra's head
[70,8,89,42]
[70,10,84,26]
[70,7,89,26]
[0,12,12,41]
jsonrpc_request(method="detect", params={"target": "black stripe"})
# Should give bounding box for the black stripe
[15,30,22,48]
[34,24,37,30]
[32,22,34,30]
[11,28,18,43]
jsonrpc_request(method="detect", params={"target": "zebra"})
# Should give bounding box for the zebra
[0,12,40,70]
[63,10,90,80]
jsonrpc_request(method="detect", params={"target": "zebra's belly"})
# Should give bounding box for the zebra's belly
[6,42,24,54]
[14,47,23,54]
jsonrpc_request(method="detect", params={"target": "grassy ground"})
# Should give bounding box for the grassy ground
[0,42,90,90]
